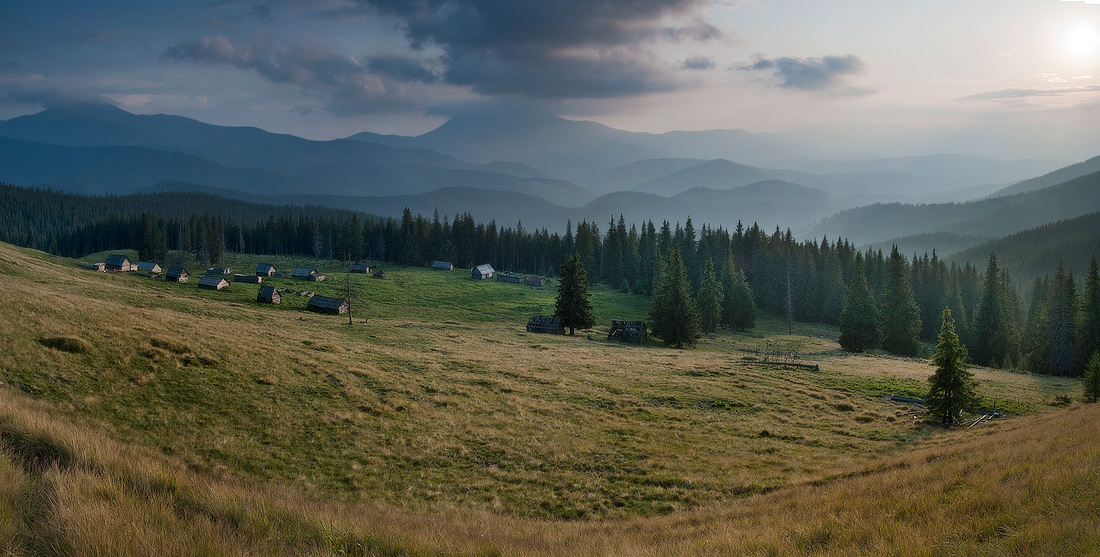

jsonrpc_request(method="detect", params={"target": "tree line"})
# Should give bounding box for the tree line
[2,183,1096,376]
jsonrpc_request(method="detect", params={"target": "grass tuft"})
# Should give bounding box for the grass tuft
[38,336,91,354]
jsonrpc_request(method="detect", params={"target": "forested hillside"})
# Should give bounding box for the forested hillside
[3,183,1097,377]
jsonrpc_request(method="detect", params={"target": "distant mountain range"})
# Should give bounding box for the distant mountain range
[0,102,1087,239]
[812,168,1100,256]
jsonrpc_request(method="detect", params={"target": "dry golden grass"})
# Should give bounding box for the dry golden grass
[0,242,1095,554]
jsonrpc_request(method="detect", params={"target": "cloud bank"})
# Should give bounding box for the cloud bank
[741,53,866,91]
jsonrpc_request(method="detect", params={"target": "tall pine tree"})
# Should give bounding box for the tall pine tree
[927,308,975,427]
[650,249,701,348]
[554,255,595,336]
[971,254,1008,367]
[839,254,881,352]
[880,246,922,356]
[721,262,756,331]
[697,257,723,335]
[1080,257,1100,367]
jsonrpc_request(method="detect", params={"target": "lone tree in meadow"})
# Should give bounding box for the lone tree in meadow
[839,255,881,352]
[650,249,701,348]
[1083,352,1100,404]
[927,308,976,427]
[554,254,595,336]
[697,257,724,336]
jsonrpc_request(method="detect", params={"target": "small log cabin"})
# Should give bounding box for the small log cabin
[498,272,522,284]
[307,295,349,315]
[257,285,281,304]
[350,263,371,274]
[165,267,189,283]
[471,263,495,280]
[291,267,326,281]
[234,274,262,284]
[105,254,133,272]
[526,316,564,335]
[526,276,548,287]
[431,261,454,271]
[135,261,162,274]
[198,275,229,290]
[608,320,647,344]
[207,267,231,275]
[89,262,106,272]
[256,263,277,277]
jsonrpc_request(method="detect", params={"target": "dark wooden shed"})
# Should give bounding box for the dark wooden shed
[105,254,133,272]
[234,274,262,284]
[198,275,229,290]
[498,272,522,284]
[608,320,647,344]
[307,295,349,315]
[135,261,162,274]
[351,263,371,274]
[526,276,548,287]
[526,316,565,335]
[256,263,277,277]
[292,267,326,281]
[471,263,495,280]
[165,267,189,283]
[431,261,454,271]
[257,285,281,304]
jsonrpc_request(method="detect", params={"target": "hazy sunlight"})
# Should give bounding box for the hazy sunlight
[1063,20,1100,61]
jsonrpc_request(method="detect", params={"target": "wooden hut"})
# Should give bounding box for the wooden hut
[207,267,231,275]
[471,264,495,280]
[256,263,277,277]
[526,276,548,287]
[431,261,454,271]
[257,285,281,304]
[608,320,647,344]
[234,274,262,284]
[498,271,522,284]
[105,254,133,272]
[350,263,371,274]
[526,316,564,335]
[89,262,106,272]
[165,267,189,283]
[307,295,349,315]
[291,267,326,281]
[198,275,229,291]
[135,261,162,274]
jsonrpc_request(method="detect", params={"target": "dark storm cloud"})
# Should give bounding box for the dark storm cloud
[356,0,721,98]
[681,55,715,71]
[365,55,440,83]
[741,53,865,91]
[162,34,437,113]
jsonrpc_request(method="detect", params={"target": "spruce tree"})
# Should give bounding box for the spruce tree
[721,260,756,331]
[554,254,595,336]
[1048,262,1079,376]
[1084,352,1100,403]
[927,308,975,427]
[1080,257,1100,367]
[880,246,922,356]
[839,255,881,352]
[697,257,723,335]
[971,254,1007,367]
[650,249,701,348]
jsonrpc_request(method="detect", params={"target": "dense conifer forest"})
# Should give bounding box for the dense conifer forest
[2,182,1097,376]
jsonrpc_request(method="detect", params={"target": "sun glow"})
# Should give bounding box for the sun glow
[1063,20,1100,61]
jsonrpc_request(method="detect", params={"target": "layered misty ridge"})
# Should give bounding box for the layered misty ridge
[0,102,1074,240]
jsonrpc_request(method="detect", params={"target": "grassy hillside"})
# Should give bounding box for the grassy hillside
[0,241,1095,554]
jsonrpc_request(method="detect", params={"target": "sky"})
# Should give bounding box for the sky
[1,0,1098,150]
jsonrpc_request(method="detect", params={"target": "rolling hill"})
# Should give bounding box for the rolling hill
[810,167,1100,249]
